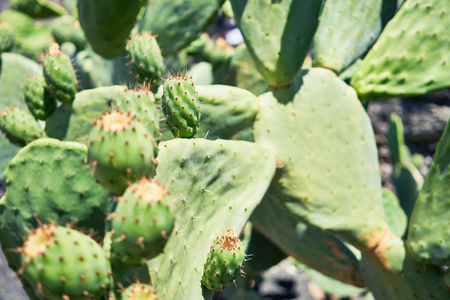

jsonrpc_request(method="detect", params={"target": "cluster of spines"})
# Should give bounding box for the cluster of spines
[0,20,14,53]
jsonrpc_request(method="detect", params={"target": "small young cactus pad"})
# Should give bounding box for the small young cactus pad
[201,228,246,291]
[43,43,78,104]
[121,283,158,300]
[0,106,44,147]
[0,20,14,53]
[87,110,156,194]
[111,178,174,266]
[20,223,111,300]
[23,75,56,120]
[162,75,200,138]
[126,33,165,85]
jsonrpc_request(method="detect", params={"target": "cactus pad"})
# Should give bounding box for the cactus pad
[253,68,387,250]
[312,0,382,73]
[77,0,144,58]
[407,119,450,265]
[202,228,246,291]
[0,138,110,270]
[196,85,257,140]
[43,43,78,104]
[126,33,165,86]
[138,0,225,56]
[351,0,450,99]
[87,110,156,195]
[230,0,324,86]
[23,76,56,120]
[111,178,174,266]
[147,138,275,299]
[0,21,14,53]
[0,106,44,147]
[162,75,200,138]
[20,223,110,299]
[51,16,87,51]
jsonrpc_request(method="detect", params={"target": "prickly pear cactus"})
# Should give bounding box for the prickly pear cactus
[407,119,450,265]
[196,85,257,140]
[253,68,386,250]
[230,0,324,86]
[87,110,156,194]
[351,0,450,99]
[121,283,158,300]
[312,0,383,73]
[20,223,111,299]
[147,138,275,299]
[110,178,174,266]
[0,21,14,53]
[77,0,144,58]
[10,0,67,18]
[138,0,225,56]
[23,75,56,120]
[51,15,87,51]
[162,75,201,138]
[202,228,246,291]
[0,106,44,147]
[115,87,160,140]
[0,138,110,270]
[126,33,165,85]
[43,43,78,104]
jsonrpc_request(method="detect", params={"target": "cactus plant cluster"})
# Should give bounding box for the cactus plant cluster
[0,0,449,299]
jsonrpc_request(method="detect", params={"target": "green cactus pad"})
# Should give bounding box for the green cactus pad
[312,0,382,74]
[0,21,14,53]
[196,85,257,140]
[0,52,41,181]
[51,16,87,51]
[20,224,110,299]
[0,106,44,147]
[407,119,450,265]
[121,283,158,300]
[387,113,406,165]
[351,0,450,100]
[77,0,144,58]
[111,178,174,266]
[253,68,387,250]
[43,43,78,104]
[360,232,449,299]
[0,10,52,60]
[147,138,275,299]
[250,194,365,287]
[138,0,224,56]
[392,162,423,219]
[381,188,407,237]
[23,76,56,120]
[230,0,324,86]
[162,75,200,138]
[202,228,246,291]
[87,110,156,195]
[10,0,67,18]
[126,33,165,86]
[228,44,268,96]
[0,138,110,270]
